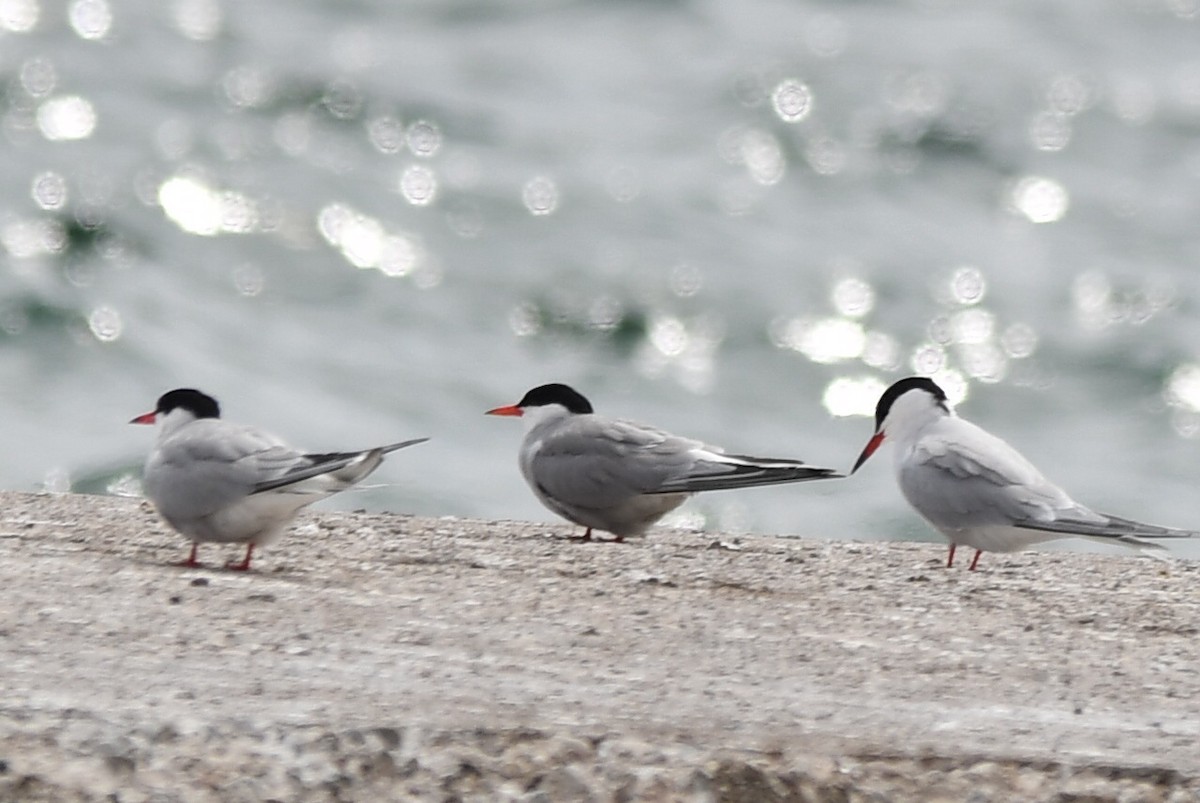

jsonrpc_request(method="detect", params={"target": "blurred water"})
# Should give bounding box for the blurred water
[2,0,1200,558]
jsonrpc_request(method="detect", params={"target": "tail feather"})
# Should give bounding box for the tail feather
[251,437,429,495]
[379,437,432,455]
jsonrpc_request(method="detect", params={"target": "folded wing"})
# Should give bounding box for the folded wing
[530,416,838,505]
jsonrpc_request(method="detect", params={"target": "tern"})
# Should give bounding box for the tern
[487,383,841,542]
[851,376,1196,569]
[131,388,428,570]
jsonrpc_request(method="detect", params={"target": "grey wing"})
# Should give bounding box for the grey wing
[145,422,310,518]
[529,418,698,508]
[902,422,1081,529]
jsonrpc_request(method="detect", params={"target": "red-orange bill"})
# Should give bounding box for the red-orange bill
[851,432,884,474]
[485,404,523,417]
[129,411,157,425]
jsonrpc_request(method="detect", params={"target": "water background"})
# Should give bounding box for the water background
[3,0,1200,558]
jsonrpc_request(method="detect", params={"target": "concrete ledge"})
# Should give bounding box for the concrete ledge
[1,491,1197,800]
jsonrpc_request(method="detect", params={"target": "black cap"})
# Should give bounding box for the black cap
[516,383,594,414]
[873,376,946,431]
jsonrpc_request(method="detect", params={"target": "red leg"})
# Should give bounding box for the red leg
[568,528,593,542]
[969,549,982,571]
[946,543,956,568]
[226,544,254,571]
[176,542,201,568]
[613,534,624,544]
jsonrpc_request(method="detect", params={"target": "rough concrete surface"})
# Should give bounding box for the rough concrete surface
[0,490,1198,802]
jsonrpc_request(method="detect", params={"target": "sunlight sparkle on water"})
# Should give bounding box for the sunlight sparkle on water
[507,302,541,338]
[1029,111,1071,152]
[1,217,66,257]
[1068,270,1180,330]
[87,305,122,342]
[1167,363,1200,437]
[949,308,995,345]
[321,80,364,121]
[171,0,221,40]
[776,317,865,364]
[406,120,442,157]
[650,316,688,357]
[367,116,405,154]
[947,266,986,305]
[31,171,67,210]
[586,296,624,332]
[636,314,721,394]
[317,202,421,278]
[955,342,1007,383]
[910,343,946,374]
[1165,364,1200,413]
[20,57,56,97]
[1009,176,1069,223]
[222,66,275,109]
[740,128,786,185]
[399,164,438,206]
[37,95,96,141]
[772,79,813,123]
[1072,270,1111,328]
[0,0,38,32]
[232,264,265,297]
[831,277,874,318]
[68,0,111,40]
[1000,322,1038,358]
[933,369,968,405]
[822,375,887,417]
[862,331,901,370]
[1045,73,1093,116]
[669,262,703,298]
[1165,363,1200,437]
[805,136,846,176]
[719,126,785,185]
[522,176,560,216]
[158,175,257,236]
[158,175,217,235]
